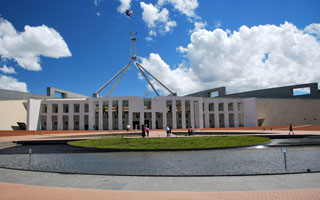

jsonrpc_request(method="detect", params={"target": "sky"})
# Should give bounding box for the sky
[0,0,320,97]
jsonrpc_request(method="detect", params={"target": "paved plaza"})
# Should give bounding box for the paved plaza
[0,127,319,199]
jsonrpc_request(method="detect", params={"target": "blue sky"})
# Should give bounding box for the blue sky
[0,0,320,97]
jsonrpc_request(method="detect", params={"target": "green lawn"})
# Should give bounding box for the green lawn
[68,136,270,150]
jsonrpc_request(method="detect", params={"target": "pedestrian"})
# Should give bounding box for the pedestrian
[146,125,150,136]
[166,125,170,137]
[189,126,193,135]
[141,124,146,138]
[126,124,130,132]
[288,123,294,135]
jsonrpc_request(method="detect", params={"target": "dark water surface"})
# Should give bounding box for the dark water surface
[0,144,319,176]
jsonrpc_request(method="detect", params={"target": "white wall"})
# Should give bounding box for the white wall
[0,100,27,130]
[27,99,42,130]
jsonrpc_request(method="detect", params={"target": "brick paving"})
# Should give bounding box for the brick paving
[0,182,319,200]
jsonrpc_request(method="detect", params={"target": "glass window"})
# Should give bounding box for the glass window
[228,103,233,111]
[63,104,69,113]
[41,104,47,113]
[74,104,80,113]
[209,103,214,111]
[144,99,152,110]
[218,103,224,111]
[84,104,89,113]
[52,104,58,113]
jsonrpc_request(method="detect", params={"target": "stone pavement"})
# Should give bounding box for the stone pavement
[0,168,320,199]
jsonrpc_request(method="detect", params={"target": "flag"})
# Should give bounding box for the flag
[126,10,133,18]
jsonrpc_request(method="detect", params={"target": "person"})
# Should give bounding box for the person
[126,124,130,133]
[166,125,170,137]
[146,125,150,137]
[141,124,146,138]
[188,126,193,136]
[288,123,294,135]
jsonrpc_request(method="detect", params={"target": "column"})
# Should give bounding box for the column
[224,102,229,128]
[199,100,204,129]
[108,100,112,130]
[129,102,133,127]
[118,100,123,130]
[204,102,210,128]
[47,103,52,130]
[152,112,156,129]
[57,103,63,130]
[69,103,74,130]
[99,101,103,130]
[172,100,177,129]
[181,100,186,129]
[190,100,195,128]
[88,100,94,130]
[140,111,144,127]
[163,111,167,128]
[214,102,219,128]
[79,103,84,130]
[234,101,239,127]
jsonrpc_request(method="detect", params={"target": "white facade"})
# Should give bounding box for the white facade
[27,96,258,131]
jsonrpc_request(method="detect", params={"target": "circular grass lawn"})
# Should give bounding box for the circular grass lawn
[68,136,270,150]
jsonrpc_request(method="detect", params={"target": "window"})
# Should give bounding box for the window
[209,103,214,111]
[84,104,89,113]
[228,103,233,111]
[293,87,311,96]
[238,102,243,112]
[63,104,69,113]
[218,103,224,111]
[41,104,47,113]
[144,99,152,110]
[210,91,219,97]
[52,104,58,113]
[74,104,80,113]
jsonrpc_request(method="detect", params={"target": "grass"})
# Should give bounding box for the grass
[68,136,270,150]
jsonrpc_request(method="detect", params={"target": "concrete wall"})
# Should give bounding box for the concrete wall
[27,99,42,130]
[257,98,320,126]
[225,83,320,99]
[47,87,88,98]
[0,89,50,100]
[0,100,27,130]
[186,87,226,97]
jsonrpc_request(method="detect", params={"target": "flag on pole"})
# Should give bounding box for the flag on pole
[126,10,134,18]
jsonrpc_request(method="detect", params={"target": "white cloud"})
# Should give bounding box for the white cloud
[140,53,199,95]
[141,22,320,95]
[304,23,320,38]
[96,12,101,16]
[117,0,132,13]
[0,18,71,71]
[0,75,27,92]
[157,0,199,18]
[0,65,16,74]
[93,0,101,7]
[140,2,177,40]
[189,21,207,33]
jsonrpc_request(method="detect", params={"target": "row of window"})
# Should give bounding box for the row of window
[42,103,89,114]
[41,101,244,114]
[207,102,243,112]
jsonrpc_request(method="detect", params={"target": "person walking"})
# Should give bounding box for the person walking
[188,126,193,136]
[141,124,146,138]
[166,125,170,137]
[288,123,294,135]
[146,125,150,137]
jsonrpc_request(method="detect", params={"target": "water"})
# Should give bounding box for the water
[0,145,319,176]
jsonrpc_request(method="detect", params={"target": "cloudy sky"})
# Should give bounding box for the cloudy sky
[0,0,319,97]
